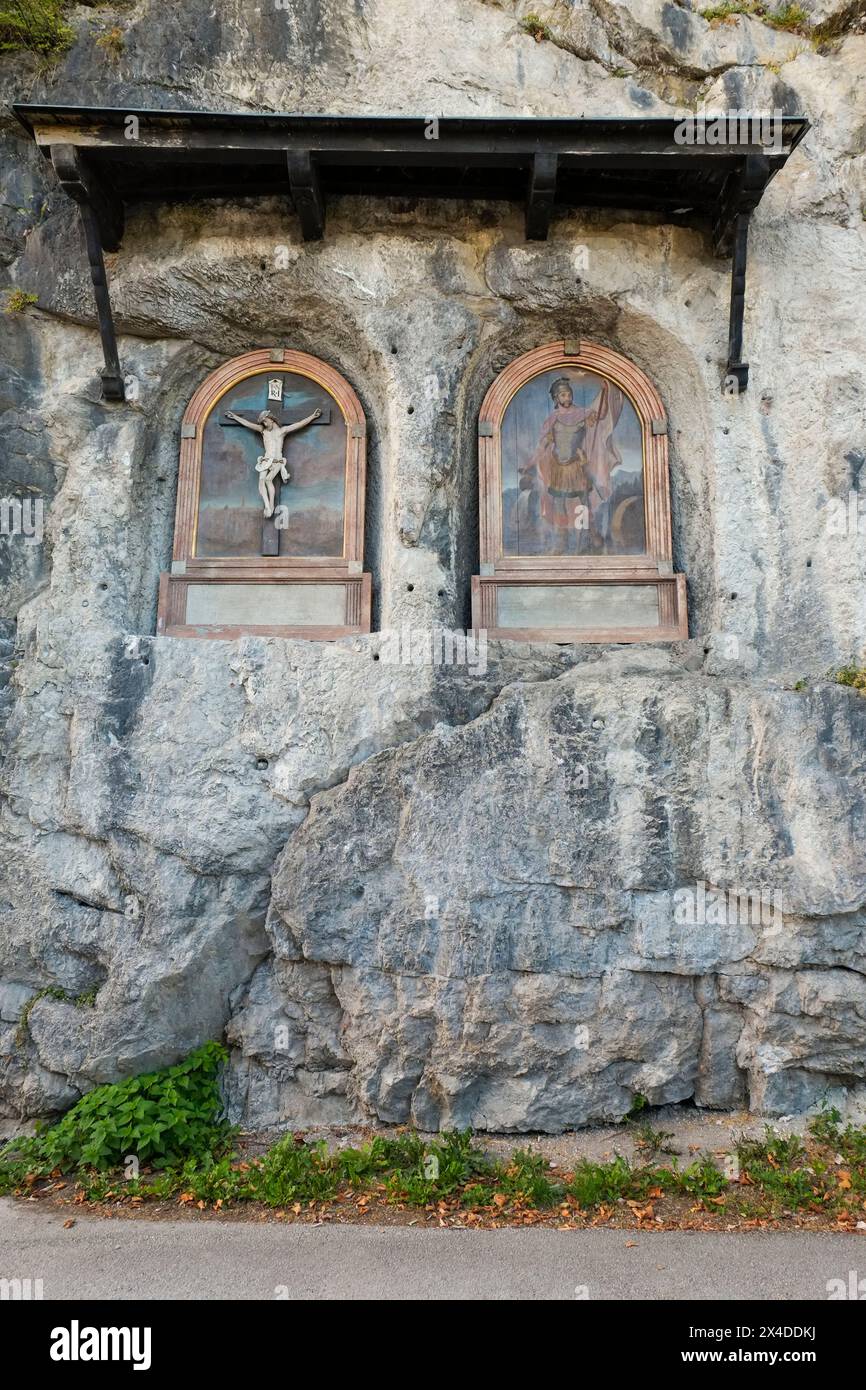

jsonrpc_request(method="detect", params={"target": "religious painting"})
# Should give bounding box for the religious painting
[158,349,370,640]
[501,368,646,558]
[196,372,347,559]
[472,340,688,644]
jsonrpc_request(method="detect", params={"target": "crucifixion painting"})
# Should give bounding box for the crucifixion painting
[202,371,343,559]
[223,405,322,517]
[160,347,371,640]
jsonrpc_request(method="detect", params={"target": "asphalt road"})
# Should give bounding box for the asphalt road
[3,1199,864,1300]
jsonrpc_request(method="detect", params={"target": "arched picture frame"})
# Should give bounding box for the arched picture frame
[157,348,371,639]
[472,340,687,642]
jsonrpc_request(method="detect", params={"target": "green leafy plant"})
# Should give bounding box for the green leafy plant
[250,1136,340,1206]
[4,1091,865,1221]
[632,1121,678,1157]
[495,1148,561,1208]
[568,1155,633,1205]
[0,0,74,55]
[461,1182,491,1207]
[734,1127,815,1208]
[808,1105,842,1144]
[737,1126,804,1168]
[0,1041,230,1182]
[677,1154,728,1197]
[383,1129,490,1204]
[809,1106,866,1167]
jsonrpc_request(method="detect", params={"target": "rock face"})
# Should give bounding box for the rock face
[1,1,865,1131]
[258,659,866,1130]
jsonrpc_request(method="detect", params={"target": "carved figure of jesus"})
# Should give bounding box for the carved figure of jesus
[224,406,322,516]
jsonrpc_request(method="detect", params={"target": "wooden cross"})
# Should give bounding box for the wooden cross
[220,378,331,554]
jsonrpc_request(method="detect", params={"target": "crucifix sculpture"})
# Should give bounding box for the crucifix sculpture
[221,378,331,554]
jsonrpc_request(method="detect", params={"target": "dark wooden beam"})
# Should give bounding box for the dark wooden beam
[22,111,808,404]
[714,154,770,394]
[287,151,324,241]
[526,151,557,241]
[49,145,125,400]
[712,152,769,257]
[726,211,750,394]
[49,144,123,251]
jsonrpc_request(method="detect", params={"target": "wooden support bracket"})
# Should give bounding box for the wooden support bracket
[713,153,771,394]
[287,151,325,241]
[526,151,557,241]
[50,145,125,401]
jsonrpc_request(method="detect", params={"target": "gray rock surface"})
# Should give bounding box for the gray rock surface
[0,1,864,1131]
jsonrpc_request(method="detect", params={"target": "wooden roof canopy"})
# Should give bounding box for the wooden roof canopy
[13,105,809,401]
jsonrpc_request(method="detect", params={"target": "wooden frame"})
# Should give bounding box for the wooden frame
[472,340,688,643]
[157,348,371,639]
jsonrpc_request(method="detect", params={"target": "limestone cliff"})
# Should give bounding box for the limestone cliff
[1,0,864,1131]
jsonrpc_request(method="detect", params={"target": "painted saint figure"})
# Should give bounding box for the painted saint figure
[224,406,322,517]
[519,375,624,553]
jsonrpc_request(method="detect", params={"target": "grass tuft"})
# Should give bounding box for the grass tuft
[700,1,810,31]
[520,13,553,42]
[4,289,38,313]
[832,662,866,694]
